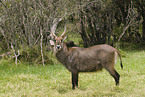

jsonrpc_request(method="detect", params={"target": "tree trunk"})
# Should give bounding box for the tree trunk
[79,11,88,47]
[142,12,145,41]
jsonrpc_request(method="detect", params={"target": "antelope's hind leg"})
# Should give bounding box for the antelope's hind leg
[114,70,120,86]
[105,67,120,86]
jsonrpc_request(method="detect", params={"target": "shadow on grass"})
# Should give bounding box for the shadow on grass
[57,88,68,94]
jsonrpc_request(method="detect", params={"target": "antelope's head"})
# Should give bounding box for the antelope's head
[50,35,66,52]
[50,19,67,52]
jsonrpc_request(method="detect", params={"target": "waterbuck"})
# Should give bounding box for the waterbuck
[50,24,123,89]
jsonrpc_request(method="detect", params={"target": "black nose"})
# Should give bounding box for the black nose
[57,45,61,49]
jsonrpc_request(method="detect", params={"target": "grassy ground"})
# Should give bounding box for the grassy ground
[0,50,145,97]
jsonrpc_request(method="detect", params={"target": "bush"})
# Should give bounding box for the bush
[18,46,56,65]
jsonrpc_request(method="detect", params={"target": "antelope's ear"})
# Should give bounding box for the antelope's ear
[50,40,54,45]
[62,34,67,41]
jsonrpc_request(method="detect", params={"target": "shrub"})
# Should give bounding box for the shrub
[18,46,55,65]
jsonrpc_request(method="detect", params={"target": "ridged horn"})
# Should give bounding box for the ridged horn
[51,18,63,37]
[61,21,66,37]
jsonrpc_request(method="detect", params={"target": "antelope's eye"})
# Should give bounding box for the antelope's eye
[61,39,63,42]
[53,39,56,43]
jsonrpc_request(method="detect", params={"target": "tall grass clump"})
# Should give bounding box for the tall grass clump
[0,45,57,66]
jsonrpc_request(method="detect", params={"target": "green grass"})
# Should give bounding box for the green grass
[0,50,145,97]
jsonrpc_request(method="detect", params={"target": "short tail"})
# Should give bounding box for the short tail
[116,50,123,69]
[120,60,123,69]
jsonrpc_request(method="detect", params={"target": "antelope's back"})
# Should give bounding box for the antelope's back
[77,44,116,57]
[68,44,116,72]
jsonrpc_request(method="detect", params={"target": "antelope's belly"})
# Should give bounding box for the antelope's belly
[78,61,103,72]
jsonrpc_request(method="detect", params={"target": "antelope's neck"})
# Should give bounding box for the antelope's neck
[55,43,69,65]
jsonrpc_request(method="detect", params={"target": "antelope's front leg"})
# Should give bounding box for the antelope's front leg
[71,72,78,89]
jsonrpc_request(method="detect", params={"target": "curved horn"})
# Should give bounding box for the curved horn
[51,19,57,37]
[51,18,63,37]
[61,21,66,37]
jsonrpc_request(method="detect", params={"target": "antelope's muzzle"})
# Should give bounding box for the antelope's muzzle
[56,45,61,50]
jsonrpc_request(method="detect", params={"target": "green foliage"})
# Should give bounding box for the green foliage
[0,50,145,97]
[18,46,55,65]
[118,42,145,51]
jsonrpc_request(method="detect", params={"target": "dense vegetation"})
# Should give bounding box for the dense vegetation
[0,0,145,64]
